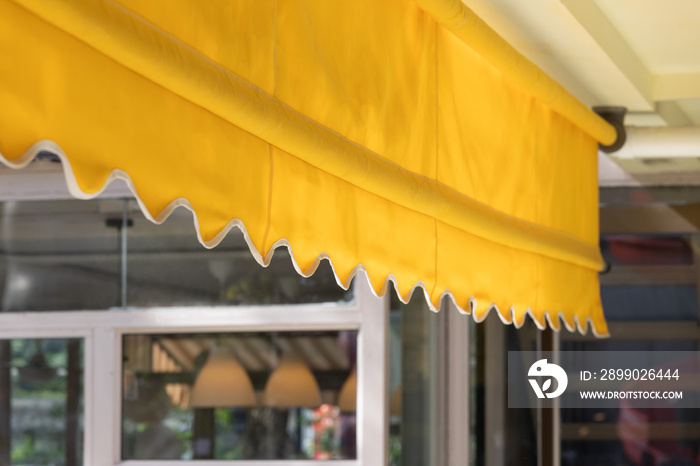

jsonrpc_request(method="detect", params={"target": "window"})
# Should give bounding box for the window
[0,338,84,466]
[0,196,387,465]
[121,330,358,460]
[0,199,352,312]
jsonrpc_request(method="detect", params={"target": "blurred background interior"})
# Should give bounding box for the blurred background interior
[1,188,700,465]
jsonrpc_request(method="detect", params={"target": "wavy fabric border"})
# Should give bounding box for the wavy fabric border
[0,141,608,337]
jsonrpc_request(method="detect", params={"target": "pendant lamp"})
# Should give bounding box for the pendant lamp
[189,346,256,408]
[337,369,356,412]
[263,353,321,408]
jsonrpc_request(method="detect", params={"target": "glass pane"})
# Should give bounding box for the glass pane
[125,201,353,307]
[0,200,121,311]
[0,198,352,312]
[127,199,352,307]
[122,331,357,460]
[0,338,84,465]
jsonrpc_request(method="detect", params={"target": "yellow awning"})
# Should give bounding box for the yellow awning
[0,0,614,335]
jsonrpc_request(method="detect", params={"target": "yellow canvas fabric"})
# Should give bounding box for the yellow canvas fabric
[0,0,612,335]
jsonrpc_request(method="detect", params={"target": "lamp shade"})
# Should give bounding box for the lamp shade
[189,346,256,408]
[337,369,356,413]
[263,354,321,408]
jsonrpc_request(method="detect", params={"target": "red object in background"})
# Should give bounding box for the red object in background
[311,404,340,459]
[606,236,694,266]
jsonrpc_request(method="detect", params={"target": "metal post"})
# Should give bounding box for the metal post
[121,199,128,309]
[538,327,560,466]
[105,199,131,309]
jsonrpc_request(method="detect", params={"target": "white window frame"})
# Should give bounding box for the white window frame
[0,326,95,463]
[0,167,489,466]
[0,270,388,466]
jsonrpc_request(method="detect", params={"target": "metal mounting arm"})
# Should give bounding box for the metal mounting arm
[594,106,627,153]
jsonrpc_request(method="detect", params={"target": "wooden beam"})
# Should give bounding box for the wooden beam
[654,72,700,101]
[561,0,654,107]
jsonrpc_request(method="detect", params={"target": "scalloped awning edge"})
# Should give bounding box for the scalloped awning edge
[0,140,610,337]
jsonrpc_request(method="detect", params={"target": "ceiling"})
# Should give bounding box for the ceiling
[465,0,700,185]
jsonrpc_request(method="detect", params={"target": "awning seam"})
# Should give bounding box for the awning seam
[262,145,274,256]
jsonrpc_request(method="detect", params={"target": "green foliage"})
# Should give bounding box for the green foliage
[389,435,402,466]
[318,426,337,453]
[10,432,65,465]
[10,434,35,462]
[7,338,82,465]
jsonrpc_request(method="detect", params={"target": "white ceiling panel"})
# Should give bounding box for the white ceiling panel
[593,0,700,74]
